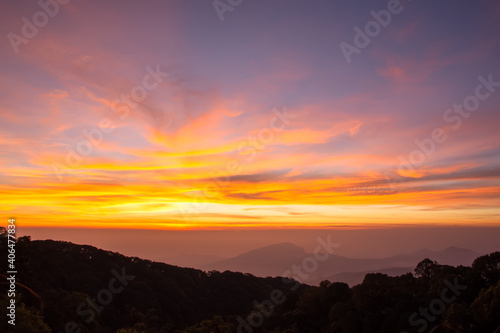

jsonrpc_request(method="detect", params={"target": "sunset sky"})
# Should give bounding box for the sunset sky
[1,0,500,230]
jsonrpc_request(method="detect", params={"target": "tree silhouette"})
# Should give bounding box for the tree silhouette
[415,258,439,279]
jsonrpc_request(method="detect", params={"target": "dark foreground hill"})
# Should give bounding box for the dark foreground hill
[1,236,499,333]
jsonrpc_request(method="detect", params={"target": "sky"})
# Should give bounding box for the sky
[1,0,500,231]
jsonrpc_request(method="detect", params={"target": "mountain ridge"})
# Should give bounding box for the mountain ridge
[194,242,482,285]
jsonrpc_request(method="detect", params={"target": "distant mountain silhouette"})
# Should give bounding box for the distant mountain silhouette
[383,246,480,267]
[203,242,307,277]
[158,253,227,268]
[312,267,414,286]
[201,243,482,285]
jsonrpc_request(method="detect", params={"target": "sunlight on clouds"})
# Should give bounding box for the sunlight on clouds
[1,0,499,229]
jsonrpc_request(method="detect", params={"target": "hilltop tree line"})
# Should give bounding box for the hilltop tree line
[0,235,499,333]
